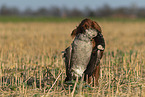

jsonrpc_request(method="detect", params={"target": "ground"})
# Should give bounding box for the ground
[0,18,145,96]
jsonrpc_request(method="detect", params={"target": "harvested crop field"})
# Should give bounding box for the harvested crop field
[0,20,145,96]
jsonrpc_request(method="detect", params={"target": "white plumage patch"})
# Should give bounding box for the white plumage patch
[73,67,84,77]
[97,45,104,50]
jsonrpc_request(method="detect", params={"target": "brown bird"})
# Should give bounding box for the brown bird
[63,18,105,85]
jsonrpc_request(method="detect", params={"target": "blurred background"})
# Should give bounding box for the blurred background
[0,0,145,18]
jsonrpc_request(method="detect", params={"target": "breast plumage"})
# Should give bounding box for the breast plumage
[63,29,97,80]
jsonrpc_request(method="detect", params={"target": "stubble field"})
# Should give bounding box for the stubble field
[0,19,145,96]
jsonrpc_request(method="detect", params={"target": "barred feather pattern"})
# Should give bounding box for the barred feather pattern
[70,29,97,77]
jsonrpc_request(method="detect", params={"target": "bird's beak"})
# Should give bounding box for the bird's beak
[97,50,101,59]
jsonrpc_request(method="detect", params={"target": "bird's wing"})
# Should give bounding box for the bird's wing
[62,45,72,81]
[84,32,105,77]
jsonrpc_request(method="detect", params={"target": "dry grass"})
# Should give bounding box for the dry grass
[0,21,145,97]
